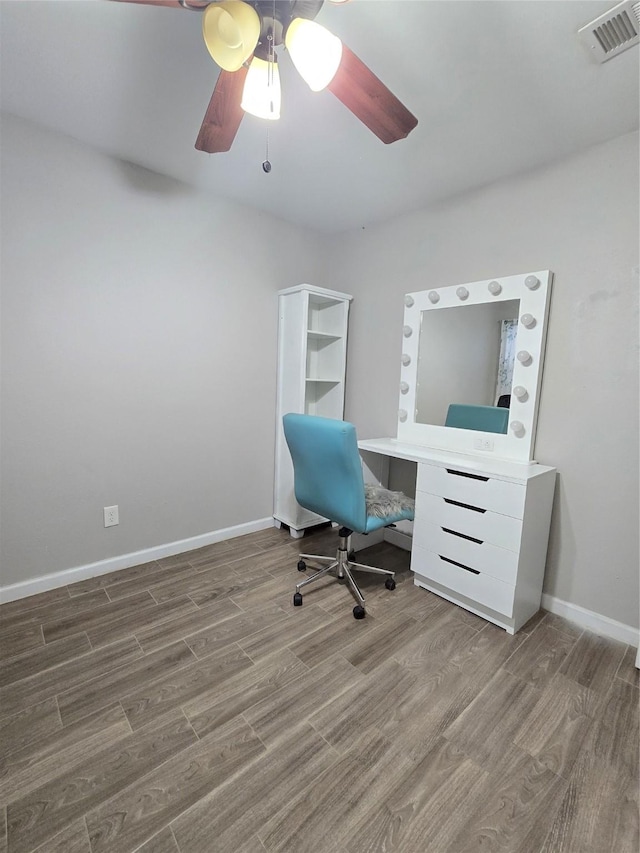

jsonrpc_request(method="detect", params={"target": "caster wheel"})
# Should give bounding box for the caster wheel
[297,560,307,572]
[353,605,366,620]
[293,592,303,607]
[385,577,396,591]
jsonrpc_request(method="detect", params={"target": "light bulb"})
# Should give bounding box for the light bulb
[241,56,281,120]
[403,325,413,338]
[513,385,528,401]
[428,291,440,304]
[398,409,408,422]
[404,295,414,307]
[400,382,409,394]
[285,18,342,91]
[401,354,411,366]
[517,350,532,365]
[525,275,540,290]
[510,420,525,436]
[456,286,469,301]
[521,313,536,328]
[488,280,502,295]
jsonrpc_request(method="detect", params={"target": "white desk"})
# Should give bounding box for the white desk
[359,437,556,634]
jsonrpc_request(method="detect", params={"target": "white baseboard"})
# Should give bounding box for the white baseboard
[541,593,639,648]
[383,527,412,552]
[0,517,275,604]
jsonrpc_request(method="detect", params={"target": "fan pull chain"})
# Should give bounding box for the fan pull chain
[263,126,271,173]
[262,0,276,174]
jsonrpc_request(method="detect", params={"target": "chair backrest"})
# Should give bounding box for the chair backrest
[282,414,368,533]
[445,403,509,434]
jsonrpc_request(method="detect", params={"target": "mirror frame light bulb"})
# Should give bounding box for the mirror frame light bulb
[513,385,528,401]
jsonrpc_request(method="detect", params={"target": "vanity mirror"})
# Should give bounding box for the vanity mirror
[397,270,553,462]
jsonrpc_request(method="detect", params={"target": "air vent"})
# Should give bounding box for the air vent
[578,0,640,62]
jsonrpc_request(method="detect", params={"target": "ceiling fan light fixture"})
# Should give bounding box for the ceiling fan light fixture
[241,55,281,120]
[285,18,343,92]
[202,0,260,72]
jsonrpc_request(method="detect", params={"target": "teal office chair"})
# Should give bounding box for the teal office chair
[445,403,509,434]
[282,413,415,619]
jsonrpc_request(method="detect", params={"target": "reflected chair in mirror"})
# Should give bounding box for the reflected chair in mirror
[445,403,509,434]
[282,413,415,619]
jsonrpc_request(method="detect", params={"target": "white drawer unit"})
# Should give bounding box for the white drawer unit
[414,492,523,553]
[413,520,519,585]
[417,464,527,518]
[411,459,556,634]
[412,545,517,616]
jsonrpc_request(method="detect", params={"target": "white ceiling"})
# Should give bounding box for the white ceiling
[1,0,638,233]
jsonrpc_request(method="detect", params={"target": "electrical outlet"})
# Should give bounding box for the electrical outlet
[104,505,119,527]
[473,437,494,452]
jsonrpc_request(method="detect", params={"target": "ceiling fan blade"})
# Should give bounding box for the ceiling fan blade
[195,67,248,153]
[327,45,418,144]
[110,0,207,7]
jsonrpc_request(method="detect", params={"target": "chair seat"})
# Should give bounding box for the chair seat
[363,484,415,533]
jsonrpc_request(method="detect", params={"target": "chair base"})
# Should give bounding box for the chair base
[294,529,395,617]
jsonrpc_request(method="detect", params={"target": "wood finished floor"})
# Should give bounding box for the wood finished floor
[0,525,637,853]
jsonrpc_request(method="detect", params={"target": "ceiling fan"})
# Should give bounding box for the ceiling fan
[113,0,418,153]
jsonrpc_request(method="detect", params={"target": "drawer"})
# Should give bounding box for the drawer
[412,545,515,617]
[413,520,519,585]
[415,491,523,553]
[417,464,526,519]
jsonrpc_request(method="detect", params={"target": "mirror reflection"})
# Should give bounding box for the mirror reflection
[415,299,520,430]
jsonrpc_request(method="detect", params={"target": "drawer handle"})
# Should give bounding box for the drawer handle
[444,498,486,514]
[442,527,483,545]
[446,469,490,482]
[439,555,480,575]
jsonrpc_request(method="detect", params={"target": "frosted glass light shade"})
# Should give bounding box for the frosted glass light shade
[488,280,502,295]
[517,350,532,365]
[404,295,415,307]
[285,18,342,91]
[428,291,440,304]
[398,409,408,422]
[403,325,413,338]
[510,420,525,436]
[456,286,469,301]
[401,353,411,366]
[521,313,536,328]
[202,1,260,72]
[241,57,281,120]
[525,275,540,290]
[400,382,409,394]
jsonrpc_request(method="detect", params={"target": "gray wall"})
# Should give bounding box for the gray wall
[1,114,323,586]
[321,131,639,630]
[2,114,638,633]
